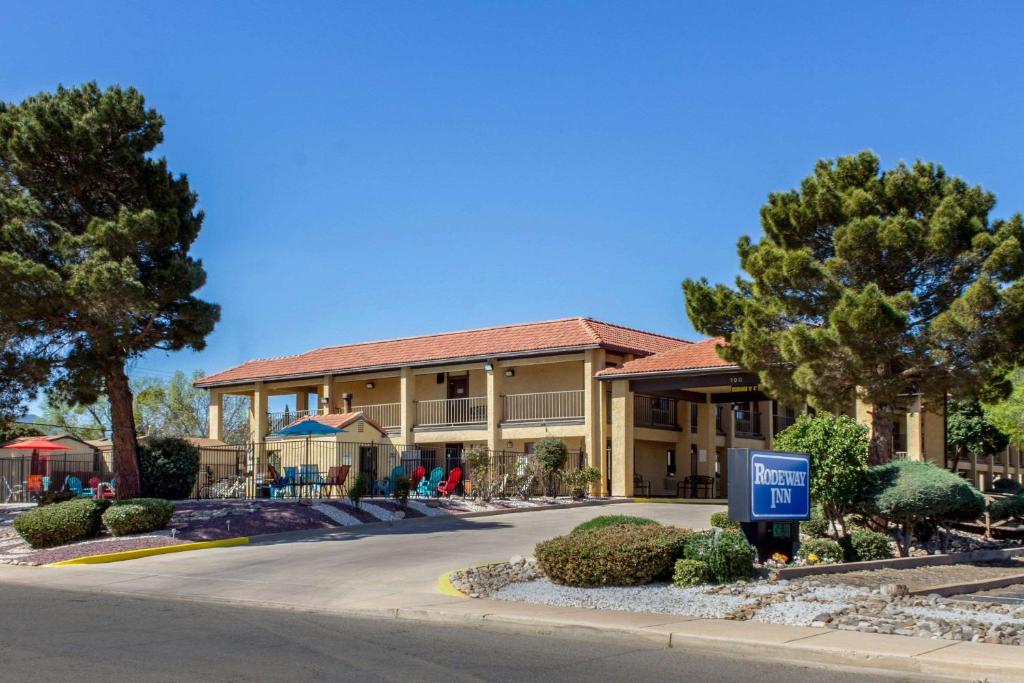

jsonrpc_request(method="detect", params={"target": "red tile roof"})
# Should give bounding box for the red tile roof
[280,412,387,436]
[196,318,689,387]
[596,337,735,378]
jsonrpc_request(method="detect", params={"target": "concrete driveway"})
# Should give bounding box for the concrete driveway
[0,502,722,612]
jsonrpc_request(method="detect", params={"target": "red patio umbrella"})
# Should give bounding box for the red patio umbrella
[7,437,70,476]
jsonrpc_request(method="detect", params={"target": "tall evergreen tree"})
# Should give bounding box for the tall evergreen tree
[684,152,1024,463]
[0,83,219,498]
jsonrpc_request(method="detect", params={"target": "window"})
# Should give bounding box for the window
[524,442,534,454]
[690,403,698,432]
[666,449,677,477]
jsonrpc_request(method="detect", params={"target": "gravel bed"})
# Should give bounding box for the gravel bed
[809,559,1024,591]
[311,503,362,526]
[170,501,338,540]
[24,535,183,565]
[405,500,449,517]
[366,500,425,518]
[317,500,380,524]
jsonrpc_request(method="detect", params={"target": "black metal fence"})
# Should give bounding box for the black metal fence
[2,442,589,502]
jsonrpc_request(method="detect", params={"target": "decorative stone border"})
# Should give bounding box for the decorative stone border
[770,546,1024,580]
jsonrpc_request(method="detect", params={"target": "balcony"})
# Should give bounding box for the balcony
[267,408,325,434]
[634,395,679,430]
[416,396,487,428]
[351,402,400,431]
[502,390,584,423]
[773,413,797,436]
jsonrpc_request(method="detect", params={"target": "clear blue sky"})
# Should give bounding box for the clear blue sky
[4,2,1024,401]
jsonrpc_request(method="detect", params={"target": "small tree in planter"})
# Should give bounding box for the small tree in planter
[465,446,497,502]
[534,438,568,497]
[512,458,543,501]
[393,474,411,509]
[348,472,370,508]
[560,466,600,499]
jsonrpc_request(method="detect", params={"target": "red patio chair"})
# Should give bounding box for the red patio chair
[410,466,426,489]
[320,465,350,498]
[437,467,462,498]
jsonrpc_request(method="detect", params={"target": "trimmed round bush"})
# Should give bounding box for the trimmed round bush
[138,437,200,500]
[859,459,986,556]
[992,478,1023,494]
[798,538,844,565]
[102,498,174,536]
[705,530,756,582]
[536,525,691,587]
[709,511,739,531]
[849,529,894,561]
[683,530,716,561]
[13,498,104,548]
[572,515,660,534]
[990,493,1024,522]
[673,559,710,587]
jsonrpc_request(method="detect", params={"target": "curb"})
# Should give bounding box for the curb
[909,571,1024,597]
[436,561,509,599]
[774,546,1024,580]
[46,537,249,566]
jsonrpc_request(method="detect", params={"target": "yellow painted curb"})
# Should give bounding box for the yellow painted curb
[46,536,249,566]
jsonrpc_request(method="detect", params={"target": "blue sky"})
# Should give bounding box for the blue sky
[4,2,1024,405]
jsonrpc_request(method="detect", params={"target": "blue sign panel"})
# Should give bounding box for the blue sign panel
[749,451,810,520]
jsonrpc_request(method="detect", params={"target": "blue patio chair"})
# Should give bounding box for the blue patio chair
[283,467,299,497]
[416,467,444,498]
[299,464,323,496]
[373,476,392,497]
[64,475,94,498]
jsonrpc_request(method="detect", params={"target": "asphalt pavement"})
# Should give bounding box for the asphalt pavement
[0,584,937,682]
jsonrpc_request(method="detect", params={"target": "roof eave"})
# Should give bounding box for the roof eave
[596,364,744,381]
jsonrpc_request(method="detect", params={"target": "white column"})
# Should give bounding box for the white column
[208,389,224,441]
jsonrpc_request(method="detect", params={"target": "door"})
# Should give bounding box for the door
[447,375,469,423]
[444,443,464,495]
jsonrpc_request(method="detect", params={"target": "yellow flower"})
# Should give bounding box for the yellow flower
[771,552,788,564]
[807,552,820,564]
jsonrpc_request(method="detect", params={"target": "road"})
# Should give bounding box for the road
[0,584,934,682]
[0,502,725,612]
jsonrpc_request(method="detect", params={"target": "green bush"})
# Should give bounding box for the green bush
[138,437,200,500]
[800,505,830,538]
[849,529,894,561]
[990,492,1024,522]
[102,498,174,536]
[992,478,1023,494]
[683,530,716,561]
[572,515,660,534]
[348,472,370,508]
[709,511,739,531]
[13,499,104,548]
[536,525,691,587]
[673,559,710,587]
[534,437,568,474]
[705,530,756,582]
[798,538,844,565]
[859,459,985,556]
[393,474,411,507]
[773,413,869,534]
[561,466,600,498]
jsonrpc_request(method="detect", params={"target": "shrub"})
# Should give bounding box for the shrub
[992,478,1023,494]
[849,529,894,561]
[138,437,200,500]
[561,466,600,498]
[102,498,174,536]
[465,446,498,501]
[683,530,716,561]
[990,492,1024,522]
[859,459,986,556]
[800,505,830,539]
[348,472,370,508]
[773,413,869,536]
[673,559,710,587]
[704,530,756,582]
[534,437,568,474]
[798,538,844,565]
[535,525,691,587]
[393,474,411,508]
[709,511,739,531]
[13,499,104,548]
[572,515,660,534]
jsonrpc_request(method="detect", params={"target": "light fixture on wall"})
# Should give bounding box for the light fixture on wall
[483,362,494,372]
[506,441,514,449]
[366,381,375,389]
[504,368,515,378]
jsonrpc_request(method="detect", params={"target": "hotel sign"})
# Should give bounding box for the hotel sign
[727,449,811,522]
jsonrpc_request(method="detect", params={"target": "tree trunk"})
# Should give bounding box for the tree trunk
[107,363,141,500]
[869,405,895,465]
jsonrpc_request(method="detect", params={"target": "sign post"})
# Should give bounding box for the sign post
[727,448,811,562]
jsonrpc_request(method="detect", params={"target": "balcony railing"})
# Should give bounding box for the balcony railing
[773,413,797,436]
[352,402,401,430]
[502,390,584,423]
[416,397,488,427]
[267,408,325,434]
[734,410,763,438]
[634,395,679,430]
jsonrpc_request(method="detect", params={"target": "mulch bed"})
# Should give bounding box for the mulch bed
[24,535,184,565]
[170,501,339,541]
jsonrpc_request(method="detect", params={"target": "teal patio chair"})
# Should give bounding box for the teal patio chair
[416,467,444,498]
[64,476,94,498]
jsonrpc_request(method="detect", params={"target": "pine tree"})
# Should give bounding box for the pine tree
[0,83,219,497]
[684,152,1024,463]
